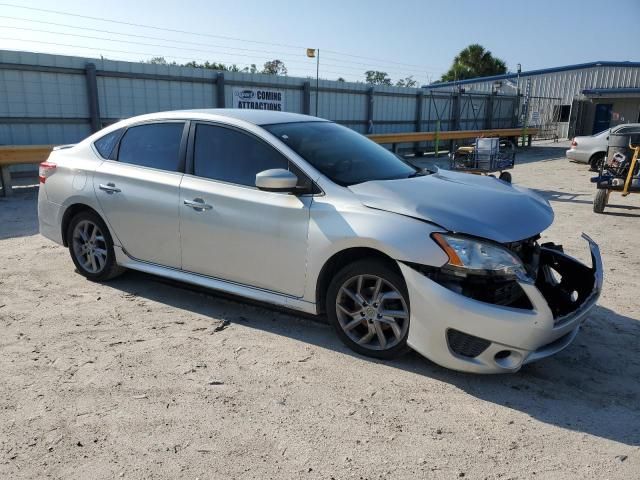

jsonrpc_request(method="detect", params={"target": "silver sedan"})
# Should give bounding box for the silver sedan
[38,109,603,373]
[566,123,640,170]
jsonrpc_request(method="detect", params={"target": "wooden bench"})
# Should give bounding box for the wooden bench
[0,145,53,196]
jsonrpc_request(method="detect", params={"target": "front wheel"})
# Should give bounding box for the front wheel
[67,211,125,281]
[326,259,410,359]
[593,189,608,214]
[499,171,512,183]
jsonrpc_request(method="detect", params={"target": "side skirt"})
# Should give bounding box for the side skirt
[114,246,318,315]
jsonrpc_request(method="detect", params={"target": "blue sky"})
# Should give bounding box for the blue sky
[1,0,638,84]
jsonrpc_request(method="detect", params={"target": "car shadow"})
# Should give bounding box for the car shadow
[606,203,640,211]
[0,187,40,240]
[531,189,640,216]
[598,211,640,218]
[107,270,640,447]
[531,189,595,205]
[515,145,570,165]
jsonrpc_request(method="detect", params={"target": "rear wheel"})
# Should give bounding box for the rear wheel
[593,189,608,214]
[67,211,125,281]
[326,259,410,359]
[589,153,605,172]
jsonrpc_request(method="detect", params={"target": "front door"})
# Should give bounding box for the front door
[94,121,187,269]
[593,103,612,134]
[179,123,311,297]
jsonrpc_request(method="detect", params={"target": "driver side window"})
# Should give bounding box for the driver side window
[193,123,288,187]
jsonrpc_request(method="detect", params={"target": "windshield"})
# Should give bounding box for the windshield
[264,121,416,186]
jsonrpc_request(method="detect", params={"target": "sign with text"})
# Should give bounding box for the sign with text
[232,87,285,111]
[530,111,540,125]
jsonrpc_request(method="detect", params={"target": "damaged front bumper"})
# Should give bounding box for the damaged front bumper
[400,233,603,374]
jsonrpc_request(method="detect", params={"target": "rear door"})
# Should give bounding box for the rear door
[93,121,187,268]
[179,122,312,297]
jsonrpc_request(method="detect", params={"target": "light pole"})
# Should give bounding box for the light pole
[316,49,320,116]
[516,63,522,129]
[306,48,320,116]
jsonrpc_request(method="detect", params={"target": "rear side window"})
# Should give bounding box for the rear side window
[94,128,123,159]
[616,126,640,135]
[117,123,185,172]
[193,124,288,186]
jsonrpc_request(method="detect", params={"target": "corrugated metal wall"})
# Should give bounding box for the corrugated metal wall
[428,66,640,101]
[0,49,518,149]
[428,64,640,138]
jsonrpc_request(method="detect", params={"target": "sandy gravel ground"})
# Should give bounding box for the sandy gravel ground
[1,141,639,479]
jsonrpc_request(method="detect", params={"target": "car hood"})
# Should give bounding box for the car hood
[348,168,553,243]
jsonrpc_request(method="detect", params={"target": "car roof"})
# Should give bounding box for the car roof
[126,109,327,126]
[612,123,640,131]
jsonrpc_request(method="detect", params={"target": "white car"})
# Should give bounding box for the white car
[567,123,640,170]
[38,109,603,373]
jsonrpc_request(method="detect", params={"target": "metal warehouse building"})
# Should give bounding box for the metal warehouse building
[426,61,640,139]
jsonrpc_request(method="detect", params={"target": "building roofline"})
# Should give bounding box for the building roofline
[582,87,640,99]
[582,87,640,95]
[425,61,640,88]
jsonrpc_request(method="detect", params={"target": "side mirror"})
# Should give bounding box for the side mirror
[255,168,298,192]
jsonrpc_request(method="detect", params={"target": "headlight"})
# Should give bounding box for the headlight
[433,233,530,281]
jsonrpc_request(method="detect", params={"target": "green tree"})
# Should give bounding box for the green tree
[262,59,287,75]
[144,56,177,66]
[145,58,277,75]
[395,76,417,88]
[365,70,392,85]
[183,60,227,70]
[440,44,506,82]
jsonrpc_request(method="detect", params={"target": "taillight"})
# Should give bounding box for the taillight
[571,138,577,147]
[39,162,56,183]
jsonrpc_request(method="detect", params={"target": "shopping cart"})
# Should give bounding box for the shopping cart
[449,137,516,183]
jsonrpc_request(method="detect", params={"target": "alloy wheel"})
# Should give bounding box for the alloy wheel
[71,220,108,274]
[335,274,409,351]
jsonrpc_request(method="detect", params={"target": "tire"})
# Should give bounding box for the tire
[66,210,125,281]
[593,189,608,214]
[326,258,410,359]
[589,153,605,172]
[499,171,512,183]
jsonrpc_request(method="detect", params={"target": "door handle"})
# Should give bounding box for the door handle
[99,183,121,194]
[184,198,213,211]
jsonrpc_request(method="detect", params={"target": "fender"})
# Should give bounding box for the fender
[304,197,449,304]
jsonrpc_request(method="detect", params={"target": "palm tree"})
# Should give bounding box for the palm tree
[440,44,506,82]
